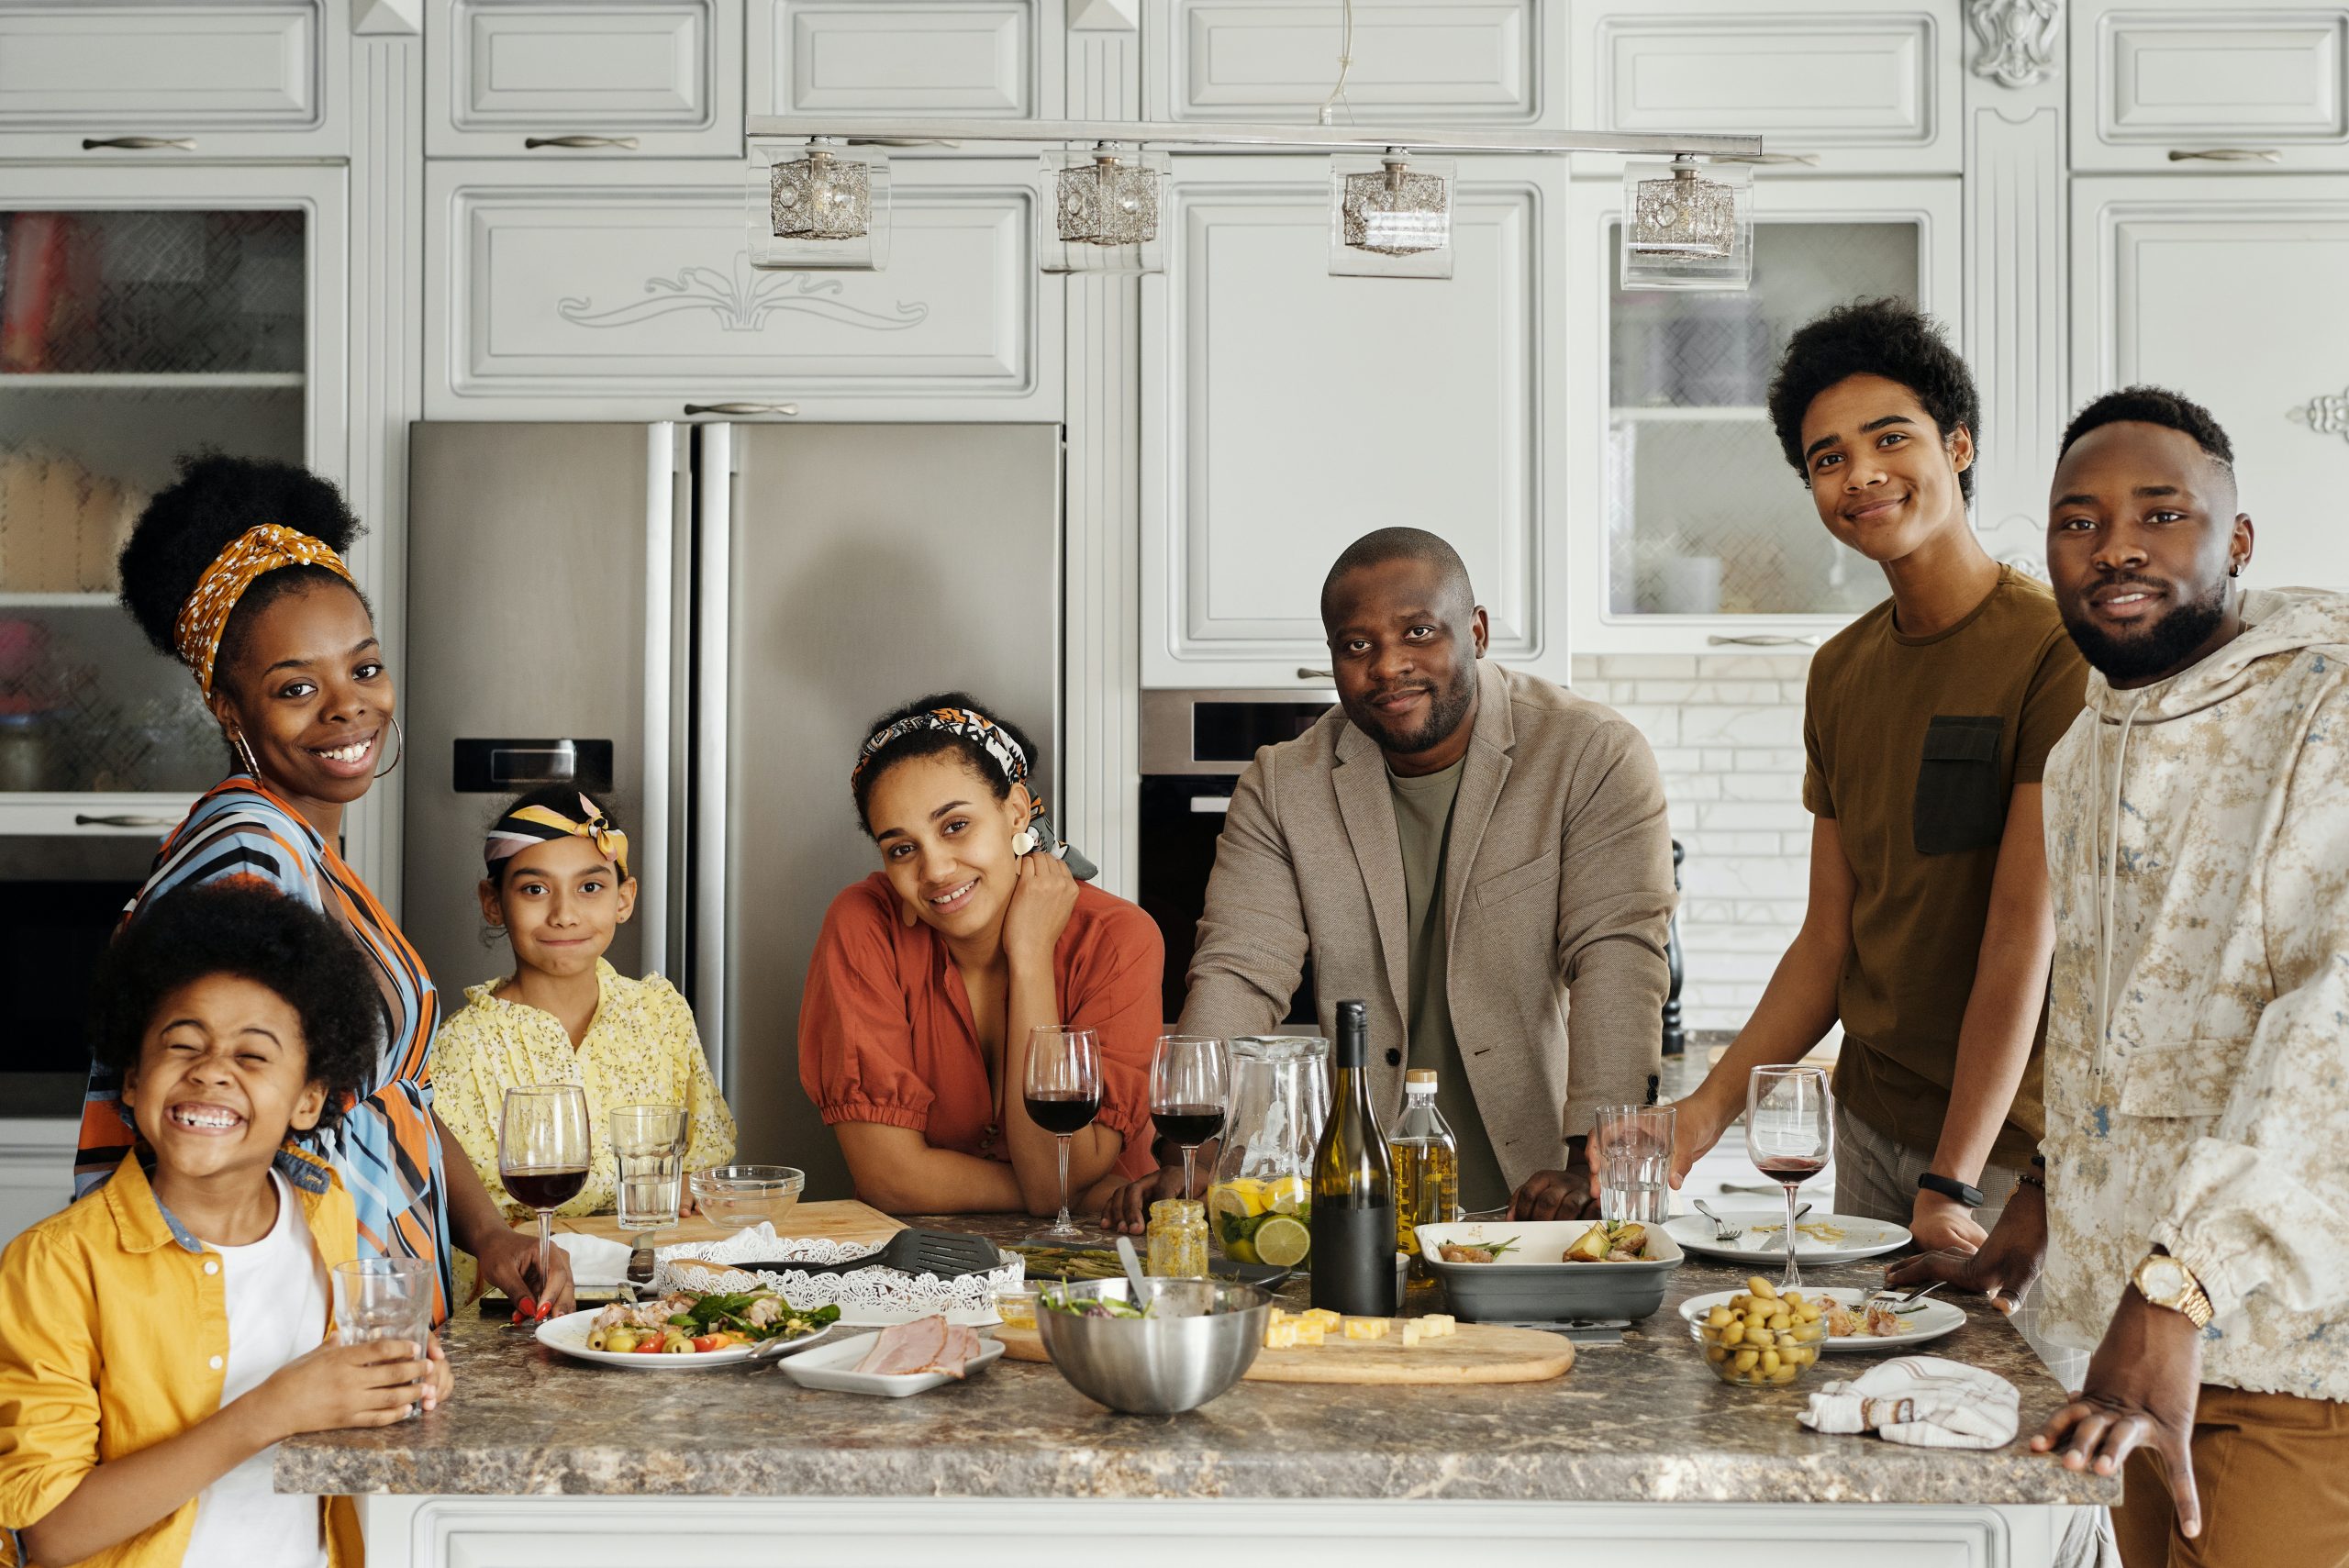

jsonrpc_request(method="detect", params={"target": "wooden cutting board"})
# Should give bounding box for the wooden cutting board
[992,1318,1574,1385]
[558,1200,902,1251]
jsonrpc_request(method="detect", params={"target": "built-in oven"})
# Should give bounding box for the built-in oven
[0,827,161,1117]
[1139,689,1336,1029]
[1139,688,1686,1054]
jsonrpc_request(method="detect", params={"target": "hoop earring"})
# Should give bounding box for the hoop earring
[373,714,406,779]
[225,726,262,780]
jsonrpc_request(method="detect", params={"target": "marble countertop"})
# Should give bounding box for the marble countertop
[279,1212,2115,1507]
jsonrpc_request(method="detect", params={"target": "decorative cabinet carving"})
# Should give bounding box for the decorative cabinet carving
[1141,156,1567,687]
[2074,174,2349,591]
[2070,1,2349,170]
[0,0,345,158]
[424,158,1061,419]
[749,1,1060,120]
[1569,0,1962,175]
[427,0,743,158]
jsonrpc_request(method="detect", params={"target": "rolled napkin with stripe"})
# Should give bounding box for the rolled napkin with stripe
[1798,1354,2021,1450]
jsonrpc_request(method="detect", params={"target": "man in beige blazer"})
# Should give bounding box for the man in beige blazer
[1104,528,1675,1229]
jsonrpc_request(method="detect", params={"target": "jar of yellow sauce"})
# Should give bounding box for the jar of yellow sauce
[1146,1198,1209,1278]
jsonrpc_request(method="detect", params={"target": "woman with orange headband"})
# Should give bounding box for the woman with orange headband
[78,453,573,1323]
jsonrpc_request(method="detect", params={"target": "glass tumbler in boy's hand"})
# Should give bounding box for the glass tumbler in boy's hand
[331,1257,433,1419]
[610,1103,687,1230]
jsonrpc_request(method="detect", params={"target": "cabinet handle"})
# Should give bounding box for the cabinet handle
[525,135,640,150]
[1710,151,1821,166]
[73,813,179,828]
[2166,148,2281,162]
[82,136,195,151]
[1704,634,1822,648]
[1296,667,1334,680]
[683,402,798,417]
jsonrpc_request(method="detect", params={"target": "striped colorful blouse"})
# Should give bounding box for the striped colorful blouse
[72,774,453,1322]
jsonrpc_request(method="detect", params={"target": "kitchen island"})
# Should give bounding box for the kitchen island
[281,1217,2114,1568]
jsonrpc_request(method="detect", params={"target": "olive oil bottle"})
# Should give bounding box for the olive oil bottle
[1389,1068,1459,1278]
[1309,999,1397,1316]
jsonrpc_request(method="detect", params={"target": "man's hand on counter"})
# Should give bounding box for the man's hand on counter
[1908,1187,1989,1254]
[1885,1176,2046,1313]
[1100,1162,1195,1235]
[2032,1284,2205,1537]
[1512,1140,1601,1222]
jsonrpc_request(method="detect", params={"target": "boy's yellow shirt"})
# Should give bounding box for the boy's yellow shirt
[0,1153,363,1568]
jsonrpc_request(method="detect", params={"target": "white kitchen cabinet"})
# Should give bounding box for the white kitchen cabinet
[423,157,1061,420]
[427,0,744,159]
[1567,0,1961,177]
[0,0,347,159]
[1565,176,1961,657]
[1144,0,1559,128]
[2073,174,2349,593]
[1141,155,1568,690]
[2070,0,2349,172]
[748,0,1063,122]
[0,1118,77,1251]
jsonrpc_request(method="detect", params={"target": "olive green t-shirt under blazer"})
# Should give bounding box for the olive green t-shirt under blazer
[1801,565,2088,1167]
[1387,757,1511,1214]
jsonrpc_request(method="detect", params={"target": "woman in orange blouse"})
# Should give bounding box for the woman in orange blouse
[798,694,1163,1216]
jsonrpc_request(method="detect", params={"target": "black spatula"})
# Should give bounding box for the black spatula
[734,1227,1002,1280]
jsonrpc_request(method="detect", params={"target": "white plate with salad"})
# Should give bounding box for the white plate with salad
[1664,1211,1910,1265]
[1677,1287,1965,1351]
[537,1289,841,1369]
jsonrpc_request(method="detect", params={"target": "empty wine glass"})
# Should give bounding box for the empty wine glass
[1023,1026,1102,1240]
[499,1084,591,1301]
[1746,1065,1833,1290]
[1150,1035,1230,1201]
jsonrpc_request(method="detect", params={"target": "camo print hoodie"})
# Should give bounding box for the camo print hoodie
[2038,587,2349,1400]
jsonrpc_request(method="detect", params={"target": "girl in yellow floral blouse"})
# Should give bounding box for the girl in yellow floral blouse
[430,788,734,1296]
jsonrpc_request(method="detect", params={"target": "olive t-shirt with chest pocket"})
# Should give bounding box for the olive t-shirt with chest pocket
[1801,565,2087,1165]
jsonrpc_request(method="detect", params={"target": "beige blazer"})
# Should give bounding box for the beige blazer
[1176,661,1675,1186]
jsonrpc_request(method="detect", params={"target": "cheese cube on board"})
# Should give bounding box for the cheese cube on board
[1264,1321,1300,1349]
[1294,1321,1326,1346]
[1421,1314,1456,1338]
[1401,1322,1425,1348]
[1341,1318,1389,1340]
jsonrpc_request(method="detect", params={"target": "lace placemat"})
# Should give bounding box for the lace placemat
[652,1225,1025,1314]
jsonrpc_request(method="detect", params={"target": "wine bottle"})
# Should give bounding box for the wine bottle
[1310,999,1397,1316]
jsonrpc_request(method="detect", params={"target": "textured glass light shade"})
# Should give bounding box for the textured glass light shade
[747,140,889,271]
[1328,152,1455,279]
[1039,147,1167,274]
[1621,155,1752,291]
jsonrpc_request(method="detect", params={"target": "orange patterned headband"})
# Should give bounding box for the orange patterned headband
[172,525,359,696]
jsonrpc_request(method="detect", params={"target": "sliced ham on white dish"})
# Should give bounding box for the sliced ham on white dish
[853,1314,977,1377]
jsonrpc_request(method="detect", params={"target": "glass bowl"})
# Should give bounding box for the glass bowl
[991,1285,1041,1329]
[1694,1282,1826,1387]
[689,1164,804,1229]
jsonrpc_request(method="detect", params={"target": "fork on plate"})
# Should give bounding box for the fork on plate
[1690,1199,1743,1241]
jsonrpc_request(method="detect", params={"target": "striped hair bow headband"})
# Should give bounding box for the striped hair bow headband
[484,793,630,879]
[852,706,1097,881]
[172,525,360,697]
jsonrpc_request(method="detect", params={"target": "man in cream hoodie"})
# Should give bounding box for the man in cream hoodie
[1894,386,2349,1566]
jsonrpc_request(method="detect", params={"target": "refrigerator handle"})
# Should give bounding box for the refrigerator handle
[638,422,675,979]
[693,421,734,1091]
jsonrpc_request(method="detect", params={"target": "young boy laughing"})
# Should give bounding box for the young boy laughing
[0,884,451,1568]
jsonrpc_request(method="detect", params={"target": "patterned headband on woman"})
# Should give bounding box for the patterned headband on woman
[172,524,361,698]
[852,705,1098,881]
[484,793,630,880]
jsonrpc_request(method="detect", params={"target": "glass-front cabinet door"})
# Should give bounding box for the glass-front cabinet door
[1564,177,1961,654]
[0,163,343,832]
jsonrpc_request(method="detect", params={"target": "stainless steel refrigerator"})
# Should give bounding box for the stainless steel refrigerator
[404,422,1064,1202]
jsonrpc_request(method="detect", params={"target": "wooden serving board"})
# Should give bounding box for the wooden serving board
[558,1200,902,1251]
[992,1318,1574,1385]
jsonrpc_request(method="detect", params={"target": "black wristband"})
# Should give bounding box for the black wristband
[1917,1170,1987,1207]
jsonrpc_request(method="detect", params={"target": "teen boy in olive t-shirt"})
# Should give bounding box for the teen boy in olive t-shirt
[1668,300,2087,1257]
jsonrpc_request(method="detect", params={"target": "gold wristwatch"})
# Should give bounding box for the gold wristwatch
[2132,1252,2215,1329]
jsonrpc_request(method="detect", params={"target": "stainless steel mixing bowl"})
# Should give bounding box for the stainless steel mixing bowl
[1033,1278,1272,1415]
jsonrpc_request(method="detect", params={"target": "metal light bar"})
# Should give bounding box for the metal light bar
[746,116,1765,159]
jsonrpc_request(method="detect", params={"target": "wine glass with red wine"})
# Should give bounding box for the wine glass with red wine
[499,1084,591,1301]
[1024,1026,1102,1240]
[1745,1065,1833,1290]
[1150,1035,1229,1203]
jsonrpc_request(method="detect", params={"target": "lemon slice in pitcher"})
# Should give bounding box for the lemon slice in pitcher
[1253,1216,1311,1268]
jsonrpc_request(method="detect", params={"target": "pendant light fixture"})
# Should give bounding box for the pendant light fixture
[1328,150,1455,279]
[1039,143,1168,274]
[748,137,890,270]
[1620,152,1752,290]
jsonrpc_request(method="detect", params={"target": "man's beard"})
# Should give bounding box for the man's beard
[1349,665,1478,755]
[2063,576,2229,684]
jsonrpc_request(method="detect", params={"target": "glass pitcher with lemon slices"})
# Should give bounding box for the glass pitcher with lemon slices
[1206,1035,1330,1270]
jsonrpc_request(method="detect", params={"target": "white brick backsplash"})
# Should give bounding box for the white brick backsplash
[1676,830,1785,857]
[1588,654,1699,680]
[1678,705,1804,748]
[1721,772,1798,801]
[1698,800,1812,833]
[1610,705,1682,746]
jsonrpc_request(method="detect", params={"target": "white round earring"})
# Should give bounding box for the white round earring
[1010,828,1039,856]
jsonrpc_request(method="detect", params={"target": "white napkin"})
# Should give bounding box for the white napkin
[1798,1355,2021,1450]
[551,1231,634,1288]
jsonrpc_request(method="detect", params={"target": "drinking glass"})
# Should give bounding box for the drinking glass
[330,1257,432,1419]
[1746,1066,1833,1289]
[1149,1034,1230,1200]
[1593,1103,1675,1225]
[499,1084,591,1296]
[609,1103,688,1230]
[1024,1025,1102,1240]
